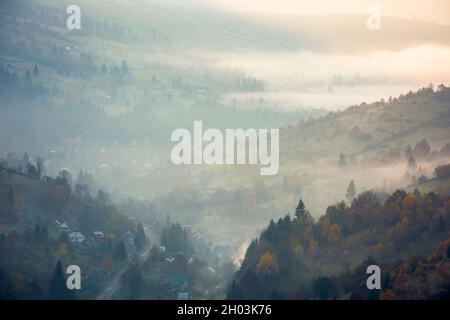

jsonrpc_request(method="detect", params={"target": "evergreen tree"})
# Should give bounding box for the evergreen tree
[27,162,37,178]
[227,281,243,299]
[120,60,128,76]
[49,261,72,299]
[404,144,412,158]
[36,157,44,179]
[408,155,417,171]
[338,152,347,167]
[23,70,33,95]
[58,232,69,244]
[134,223,146,249]
[436,215,445,232]
[22,152,30,167]
[295,199,314,225]
[312,276,337,299]
[295,199,306,219]
[33,64,39,76]
[413,187,421,198]
[346,180,356,202]
[161,228,167,247]
[161,223,193,256]
[100,63,107,74]
[96,189,109,205]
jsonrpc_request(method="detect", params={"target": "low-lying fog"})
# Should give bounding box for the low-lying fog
[217,45,450,110]
[146,45,450,111]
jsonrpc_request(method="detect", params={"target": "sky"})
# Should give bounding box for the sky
[202,0,450,26]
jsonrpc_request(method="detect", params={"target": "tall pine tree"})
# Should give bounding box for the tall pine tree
[49,261,73,299]
[346,180,356,202]
[295,199,305,219]
[134,223,146,249]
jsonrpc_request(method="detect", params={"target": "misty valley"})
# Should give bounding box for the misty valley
[0,0,450,302]
[170,121,279,175]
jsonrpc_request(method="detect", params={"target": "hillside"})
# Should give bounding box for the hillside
[229,186,450,299]
[0,167,146,299]
[257,14,450,53]
[186,86,450,246]
[280,85,450,164]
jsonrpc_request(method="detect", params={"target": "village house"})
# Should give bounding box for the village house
[58,221,70,231]
[93,230,104,238]
[69,231,86,243]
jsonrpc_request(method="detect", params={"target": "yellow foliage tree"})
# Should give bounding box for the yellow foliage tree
[379,289,396,300]
[403,193,416,209]
[256,251,279,277]
[100,254,113,273]
[308,239,319,252]
[58,243,68,258]
[290,238,304,255]
[328,224,342,244]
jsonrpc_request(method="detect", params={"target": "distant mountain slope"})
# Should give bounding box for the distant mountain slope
[31,0,450,52]
[257,14,450,52]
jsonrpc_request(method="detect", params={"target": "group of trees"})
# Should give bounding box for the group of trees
[1,5,131,78]
[0,65,52,98]
[335,135,450,177]
[134,223,146,250]
[161,223,194,257]
[291,238,450,300]
[0,162,149,298]
[0,43,130,99]
[0,152,44,180]
[235,76,265,92]
[48,261,74,300]
[435,164,450,180]
[337,138,450,174]
[229,188,450,299]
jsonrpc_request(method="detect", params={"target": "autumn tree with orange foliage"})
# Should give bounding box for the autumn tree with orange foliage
[256,252,279,277]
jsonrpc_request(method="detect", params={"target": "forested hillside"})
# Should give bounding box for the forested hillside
[0,164,145,299]
[229,183,450,299]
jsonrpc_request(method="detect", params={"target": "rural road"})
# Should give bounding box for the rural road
[96,224,158,300]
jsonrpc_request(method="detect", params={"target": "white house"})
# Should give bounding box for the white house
[69,232,85,243]
[93,231,104,238]
[59,222,69,231]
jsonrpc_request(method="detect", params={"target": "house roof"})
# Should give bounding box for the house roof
[59,222,69,229]
[69,232,85,237]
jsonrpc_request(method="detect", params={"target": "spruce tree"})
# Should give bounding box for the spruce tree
[134,223,146,249]
[338,152,347,167]
[408,155,417,171]
[295,199,306,219]
[49,261,72,299]
[346,180,356,201]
